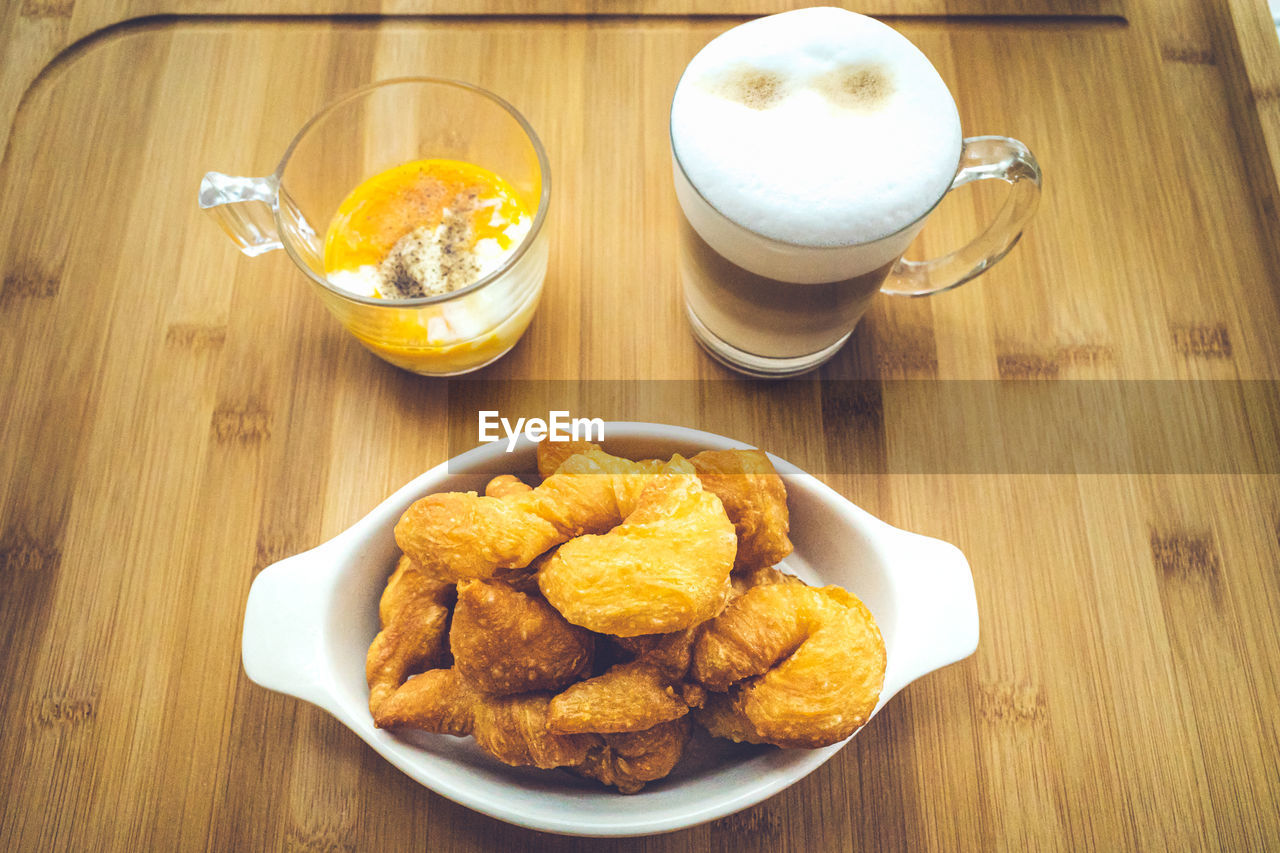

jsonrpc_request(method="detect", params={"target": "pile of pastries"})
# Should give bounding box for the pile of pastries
[366,440,886,793]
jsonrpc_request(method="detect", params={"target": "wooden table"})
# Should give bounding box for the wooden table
[3,1,1279,849]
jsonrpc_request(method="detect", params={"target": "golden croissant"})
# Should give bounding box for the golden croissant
[573,717,692,794]
[537,457,736,636]
[394,447,664,582]
[450,579,593,695]
[688,449,793,571]
[365,556,455,715]
[548,661,688,734]
[483,473,532,499]
[376,667,689,792]
[692,577,886,748]
[374,668,598,770]
[539,440,793,571]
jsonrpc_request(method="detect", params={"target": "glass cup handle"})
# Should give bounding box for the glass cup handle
[198,172,282,257]
[882,135,1042,296]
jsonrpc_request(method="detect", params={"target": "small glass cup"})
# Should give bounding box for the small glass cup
[199,77,551,376]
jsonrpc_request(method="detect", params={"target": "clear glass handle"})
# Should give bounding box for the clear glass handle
[884,135,1042,296]
[198,172,282,257]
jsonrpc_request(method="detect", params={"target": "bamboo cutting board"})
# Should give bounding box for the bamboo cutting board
[3,7,1280,852]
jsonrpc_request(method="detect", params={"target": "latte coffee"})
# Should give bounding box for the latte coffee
[671,7,965,374]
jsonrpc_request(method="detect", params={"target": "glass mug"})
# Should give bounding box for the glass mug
[672,17,1042,378]
[199,78,551,376]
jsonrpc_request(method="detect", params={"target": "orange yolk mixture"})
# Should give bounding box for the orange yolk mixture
[324,158,531,299]
[319,159,538,374]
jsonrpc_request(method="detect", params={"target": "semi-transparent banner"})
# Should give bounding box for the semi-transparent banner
[442,380,1280,475]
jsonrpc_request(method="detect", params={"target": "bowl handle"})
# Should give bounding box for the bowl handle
[241,547,339,711]
[880,533,980,700]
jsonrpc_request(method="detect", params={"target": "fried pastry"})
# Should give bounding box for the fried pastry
[450,579,593,695]
[394,447,665,582]
[689,449,793,571]
[551,447,667,515]
[679,681,708,710]
[365,555,456,715]
[472,687,599,769]
[484,474,532,499]
[612,626,698,681]
[537,458,736,636]
[536,439,600,479]
[538,440,792,571]
[692,578,885,748]
[374,668,599,769]
[574,717,692,794]
[548,626,700,734]
[727,564,794,600]
[547,661,688,734]
[373,666,474,734]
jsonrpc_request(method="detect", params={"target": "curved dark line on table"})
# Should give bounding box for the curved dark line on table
[3,10,1127,172]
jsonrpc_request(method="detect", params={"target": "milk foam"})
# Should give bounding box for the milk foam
[670,7,962,248]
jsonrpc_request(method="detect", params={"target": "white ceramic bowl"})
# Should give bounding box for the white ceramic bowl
[242,422,978,836]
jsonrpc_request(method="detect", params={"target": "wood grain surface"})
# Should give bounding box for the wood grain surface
[2,7,1280,852]
[0,0,1126,170]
